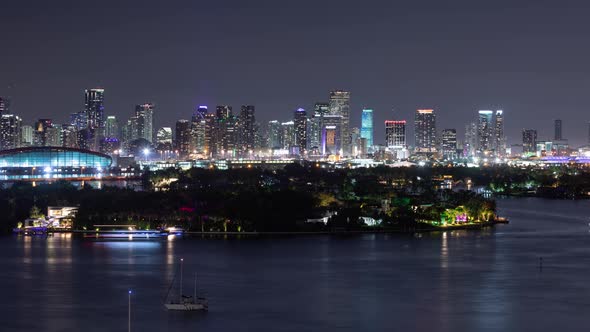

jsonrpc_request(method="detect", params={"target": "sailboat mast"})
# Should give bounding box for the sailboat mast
[180,258,183,302]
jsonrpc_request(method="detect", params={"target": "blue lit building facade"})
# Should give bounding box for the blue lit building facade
[361,109,373,148]
[0,147,111,168]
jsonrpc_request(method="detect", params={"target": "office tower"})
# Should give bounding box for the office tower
[71,111,87,130]
[191,106,208,153]
[175,120,191,157]
[308,102,329,151]
[84,88,105,150]
[281,121,295,150]
[61,124,78,148]
[0,97,10,116]
[464,122,477,157]
[588,122,590,144]
[477,110,493,153]
[85,88,105,130]
[441,129,458,160]
[554,119,562,141]
[203,113,215,156]
[321,114,343,155]
[156,127,173,151]
[329,90,351,154]
[0,114,22,150]
[414,109,436,152]
[522,129,537,155]
[212,105,234,157]
[105,115,119,139]
[350,127,361,156]
[239,105,256,155]
[20,125,33,147]
[33,119,53,146]
[361,108,374,149]
[135,103,154,142]
[267,120,282,149]
[385,120,406,147]
[45,125,62,146]
[494,110,505,155]
[293,108,307,155]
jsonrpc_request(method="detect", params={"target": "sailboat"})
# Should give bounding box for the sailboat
[164,258,208,311]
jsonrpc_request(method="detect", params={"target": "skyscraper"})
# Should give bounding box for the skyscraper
[554,119,562,141]
[385,120,406,147]
[477,110,493,153]
[464,122,477,157]
[321,114,343,156]
[105,115,119,139]
[281,121,295,151]
[61,124,78,148]
[156,127,173,151]
[175,120,191,157]
[307,102,329,151]
[522,129,537,155]
[239,105,256,155]
[414,109,436,152]
[71,111,87,130]
[494,110,505,155]
[293,108,307,155]
[134,103,154,143]
[33,119,53,146]
[191,106,208,153]
[329,90,351,154]
[0,114,22,150]
[441,129,458,160]
[85,88,105,130]
[267,120,282,149]
[361,108,374,149]
[0,97,10,116]
[84,88,105,151]
[20,125,33,147]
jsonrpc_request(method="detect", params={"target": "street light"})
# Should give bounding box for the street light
[143,148,150,161]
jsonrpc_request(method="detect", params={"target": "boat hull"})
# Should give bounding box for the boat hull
[164,303,208,311]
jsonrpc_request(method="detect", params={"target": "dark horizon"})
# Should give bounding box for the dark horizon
[2,0,590,146]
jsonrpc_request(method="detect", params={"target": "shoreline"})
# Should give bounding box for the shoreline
[8,218,508,237]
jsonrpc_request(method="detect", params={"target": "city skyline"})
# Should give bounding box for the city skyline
[2,1,590,146]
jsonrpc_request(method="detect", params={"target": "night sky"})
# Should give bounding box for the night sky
[1,0,590,146]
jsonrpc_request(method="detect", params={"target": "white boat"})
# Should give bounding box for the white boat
[164,258,208,311]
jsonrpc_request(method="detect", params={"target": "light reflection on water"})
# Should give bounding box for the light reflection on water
[1,197,590,331]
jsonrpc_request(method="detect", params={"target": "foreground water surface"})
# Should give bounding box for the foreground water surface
[0,197,589,332]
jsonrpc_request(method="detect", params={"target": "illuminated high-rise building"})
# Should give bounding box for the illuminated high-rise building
[0,97,10,116]
[156,127,173,151]
[293,108,307,155]
[321,114,343,156]
[239,105,256,155]
[33,119,53,147]
[84,88,105,151]
[361,108,374,149]
[0,114,22,150]
[477,110,493,153]
[307,102,329,151]
[105,115,119,139]
[175,120,191,157]
[554,119,562,141]
[522,129,537,155]
[267,120,282,149]
[134,103,154,143]
[414,109,436,152]
[85,88,105,130]
[329,90,351,154]
[385,120,406,147]
[494,110,505,155]
[61,124,78,148]
[441,129,458,160]
[281,121,295,151]
[191,106,208,153]
[20,125,33,147]
[464,122,477,157]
